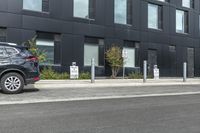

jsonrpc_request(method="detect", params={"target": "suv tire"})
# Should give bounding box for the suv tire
[0,73,24,94]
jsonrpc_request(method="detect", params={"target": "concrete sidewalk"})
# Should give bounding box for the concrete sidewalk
[0,84,199,105]
[34,78,200,89]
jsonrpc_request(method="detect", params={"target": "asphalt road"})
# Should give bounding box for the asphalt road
[0,94,200,133]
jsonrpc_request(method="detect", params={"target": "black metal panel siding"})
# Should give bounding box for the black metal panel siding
[0,0,199,76]
[42,0,49,12]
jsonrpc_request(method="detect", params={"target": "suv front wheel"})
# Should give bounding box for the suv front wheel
[0,73,24,94]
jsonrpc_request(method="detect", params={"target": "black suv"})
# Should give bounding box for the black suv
[0,42,40,94]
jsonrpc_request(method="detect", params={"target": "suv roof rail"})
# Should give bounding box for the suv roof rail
[0,42,17,46]
[7,43,17,46]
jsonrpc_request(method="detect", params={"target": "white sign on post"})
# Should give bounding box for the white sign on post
[153,65,159,80]
[70,66,79,79]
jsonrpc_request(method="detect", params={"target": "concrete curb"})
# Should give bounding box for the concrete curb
[1,91,200,105]
[33,79,200,89]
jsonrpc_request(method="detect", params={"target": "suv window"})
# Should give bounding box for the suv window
[5,47,19,56]
[0,46,6,57]
[19,48,32,57]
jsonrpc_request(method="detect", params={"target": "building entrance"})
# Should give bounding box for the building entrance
[148,49,157,76]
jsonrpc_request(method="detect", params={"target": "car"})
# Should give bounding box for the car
[0,42,40,94]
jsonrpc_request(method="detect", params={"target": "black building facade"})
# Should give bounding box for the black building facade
[0,0,200,77]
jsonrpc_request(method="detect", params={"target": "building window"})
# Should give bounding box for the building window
[169,45,176,52]
[73,0,96,19]
[36,39,54,64]
[148,4,162,29]
[23,0,49,12]
[123,47,135,67]
[0,28,6,42]
[84,38,104,66]
[114,0,132,25]
[176,10,188,33]
[36,32,61,65]
[182,0,194,8]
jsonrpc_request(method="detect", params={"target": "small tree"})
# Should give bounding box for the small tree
[24,36,46,63]
[105,45,123,78]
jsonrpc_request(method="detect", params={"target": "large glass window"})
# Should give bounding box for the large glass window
[114,0,132,25]
[36,32,61,65]
[36,39,54,64]
[115,0,127,24]
[73,0,96,19]
[84,38,104,66]
[176,10,188,33]
[84,44,99,66]
[148,4,162,29]
[182,0,193,8]
[23,0,42,12]
[123,47,135,68]
[74,0,89,18]
[23,0,49,12]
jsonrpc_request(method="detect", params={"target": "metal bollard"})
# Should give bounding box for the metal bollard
[143,60,147,83]
[91,58,95,83]
[183,62,187,82]
[123,61,125,79]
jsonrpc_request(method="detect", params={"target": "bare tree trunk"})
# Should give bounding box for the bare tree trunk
[111,67,118,79]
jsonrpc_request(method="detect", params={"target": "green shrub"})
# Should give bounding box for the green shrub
[79,72,91,79]
[128,72,154,79]
[147,74,153,79]
[24,36,46,63]
[105,45,123,78]
[128,72,143,79]
[40,67,69,80]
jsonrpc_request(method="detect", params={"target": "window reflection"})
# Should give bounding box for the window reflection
[74,0,89,18]
[114,0,127,24]
[23,0,42,12]
[176,10,185,33]
[148,4,159,29]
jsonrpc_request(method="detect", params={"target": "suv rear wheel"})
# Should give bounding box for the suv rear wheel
[0,73,24,94]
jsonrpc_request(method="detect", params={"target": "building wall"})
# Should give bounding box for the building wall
[0,0,200,76]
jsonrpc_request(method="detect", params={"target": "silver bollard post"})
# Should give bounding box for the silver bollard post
[123,60,125,79]
[183,62,187,82]
[143,60,147,83]
[91,58,95,83]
